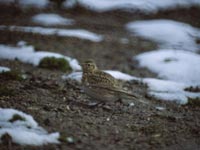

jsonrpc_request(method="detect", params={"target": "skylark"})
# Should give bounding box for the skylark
[81,59,147,104]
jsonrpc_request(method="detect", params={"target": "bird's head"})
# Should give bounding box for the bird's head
[81,59,97,73]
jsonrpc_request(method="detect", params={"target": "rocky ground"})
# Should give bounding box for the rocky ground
[0,4,200,150]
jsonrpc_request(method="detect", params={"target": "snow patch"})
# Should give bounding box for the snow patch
[1,0,200,12]
[0,25,103,42]
[64,0,200,13]
[63,71,82,82]
[134,49,200,104]
[0,108,60,146]
[0,66,10,73]
[32,13,74,26]
[104,70,138,81]
[143,78,200,104]
[136,49,200,85]
[0,44,81,71]
[126,19,200,52]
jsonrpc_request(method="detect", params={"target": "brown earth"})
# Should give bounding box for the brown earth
[0,4,200,150]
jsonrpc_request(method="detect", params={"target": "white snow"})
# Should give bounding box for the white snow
[1,0,200,12]
[143,78,200,104]
[0,108,38,128]
[126,19,200,52]
[127,20,200,104]
[63,70,138,82]
[0,108,60,146]
[0,0,49,8]
[0,25,103,42]
[0,66,10,73]
[0,44,81,71]
[134,49,200,104]
[63,0,77,8]
[105,70,138,81]
[64,0,200,13]
[32,13,74,26]
[63,71,82,82]
[136,49,200,85]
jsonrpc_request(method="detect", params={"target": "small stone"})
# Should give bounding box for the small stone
[106,117,110,121]
[66,137,74,144]
[152,133,161,138]
[129,102,135,107]
[21,74,27,79]
[155,106,165,111]
[66,105,70,111]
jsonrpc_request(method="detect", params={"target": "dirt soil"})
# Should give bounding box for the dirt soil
[0,4,200,150]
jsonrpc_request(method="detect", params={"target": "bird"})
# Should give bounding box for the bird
[81,59,148,105]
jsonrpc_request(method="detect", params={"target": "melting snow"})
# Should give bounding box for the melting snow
[0,44,81,70]
[64,0,200,13]
[143,78,200,104]
[63,71,82,82]
[104,70,138,81]
[134,49,200,104]
[127,19,200,104]
[136,49,200,86]
[0,25,103,42]
[1,0,200,12]
[0,66,10,73]
[0,108,60,146]
[126,19,200,52]
[32,13,74,26]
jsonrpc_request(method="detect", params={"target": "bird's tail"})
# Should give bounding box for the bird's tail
[117,90,149,105]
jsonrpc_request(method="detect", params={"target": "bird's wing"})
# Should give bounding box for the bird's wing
[87,70,120,88]
[88,84,149,105]
[88,84,136,97]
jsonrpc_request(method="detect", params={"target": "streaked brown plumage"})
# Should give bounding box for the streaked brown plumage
[81,60,147,104]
